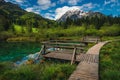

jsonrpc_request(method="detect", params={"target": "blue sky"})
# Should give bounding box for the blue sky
[5,0,120,20]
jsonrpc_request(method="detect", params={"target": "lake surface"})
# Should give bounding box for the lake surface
[0,42,41,62]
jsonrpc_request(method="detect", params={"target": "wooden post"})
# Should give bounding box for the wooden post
[96,37,98,43]
[43,45,46,54]
[71,47,77,65]
[100,36,102,42]
[35,45,45,60]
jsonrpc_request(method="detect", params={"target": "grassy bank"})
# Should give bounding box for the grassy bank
[100,41,120,80]
[0,61,76,80]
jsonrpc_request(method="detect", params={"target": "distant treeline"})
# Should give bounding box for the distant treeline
[59,15,120,29]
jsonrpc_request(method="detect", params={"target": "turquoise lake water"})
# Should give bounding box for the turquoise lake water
[0,42,41,62]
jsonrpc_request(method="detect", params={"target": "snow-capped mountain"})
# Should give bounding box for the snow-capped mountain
[57,10,104,22]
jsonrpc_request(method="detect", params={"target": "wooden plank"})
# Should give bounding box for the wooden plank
[43,52,72,61]
[68,61,98,80]
[44,52,98,63]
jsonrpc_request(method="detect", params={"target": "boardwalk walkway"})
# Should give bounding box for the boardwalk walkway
[68,41,108,80]
[44,52,98,63]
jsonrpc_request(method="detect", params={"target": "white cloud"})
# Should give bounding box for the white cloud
[81,3,99,11]
[37,0,56,10]
[55,6,80,20]
[5,0,30,7]
[59,0,82,5]
[5,0,24,3]
[25,7,33,12]
[59,0,65,4]
[104,0,118,5]
[25,6,41,14]
[68,0,80,5]
[51,3,56,7]
[37,0,51,5]
[44,13,55,20]
[15,0,24,3]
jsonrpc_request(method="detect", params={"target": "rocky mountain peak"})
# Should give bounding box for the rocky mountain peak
[57,9,87,22]
[57,10,104,22]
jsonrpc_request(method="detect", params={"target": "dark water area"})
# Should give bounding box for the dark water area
[0,42,41,62]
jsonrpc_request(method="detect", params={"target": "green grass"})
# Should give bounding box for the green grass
[14,25,23,33]
[0,61,76,80]
[32,28,38,33]
[100,41,120,80]
[101,36,120,41]
[14,25,38,33]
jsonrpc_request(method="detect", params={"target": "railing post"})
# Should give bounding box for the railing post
[35,45,45,60]
[43,45,46,55]
[71,47,77,65]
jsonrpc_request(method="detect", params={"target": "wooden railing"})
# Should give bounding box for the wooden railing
[82,36,102,43]
[40,40,86,65]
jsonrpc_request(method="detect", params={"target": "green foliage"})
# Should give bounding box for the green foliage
[62,14,120,29]
[0,65,36,80]
[0,62,76,80]
[99,24,120,36]
[1,24,119,42]
[0,62,13,75]
[100,41,120,80]
[0,31,14,41]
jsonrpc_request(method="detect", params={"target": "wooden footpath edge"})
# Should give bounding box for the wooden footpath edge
[68,41,109,80]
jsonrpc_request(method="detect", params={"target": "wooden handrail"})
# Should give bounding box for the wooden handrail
[46,45,84,49]
[41,42,86,47]
[45,40,83,43]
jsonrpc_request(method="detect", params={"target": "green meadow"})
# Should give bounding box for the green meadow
[100,41,120,80]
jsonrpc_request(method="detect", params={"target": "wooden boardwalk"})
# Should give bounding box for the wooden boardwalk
[69,61,98,80]
[44,52,98,63]
[68,41,108,80]
[40,40,108,80]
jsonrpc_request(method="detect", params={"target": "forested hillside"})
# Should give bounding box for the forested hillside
[0,0,55,32]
